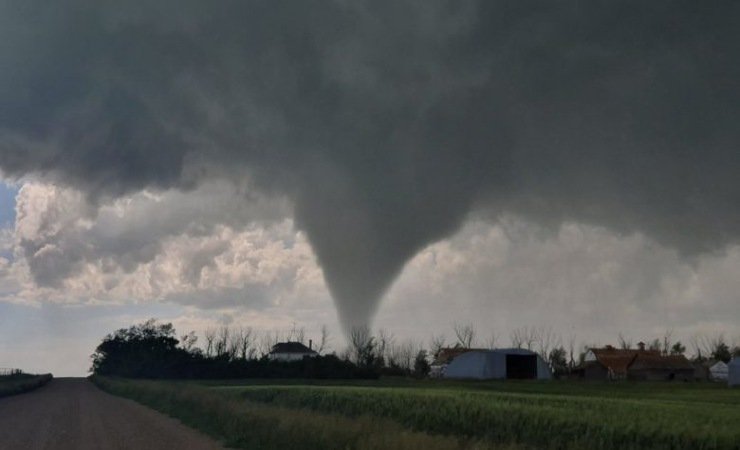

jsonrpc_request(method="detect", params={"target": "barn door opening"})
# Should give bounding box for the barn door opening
[506,354,537,379]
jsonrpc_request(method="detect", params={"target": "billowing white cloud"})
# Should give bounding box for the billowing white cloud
[0,181,737,368]
[378,219,740,348]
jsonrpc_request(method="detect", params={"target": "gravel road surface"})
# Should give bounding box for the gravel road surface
[0,378,223,449]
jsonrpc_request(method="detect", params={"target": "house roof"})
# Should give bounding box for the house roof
[629,353,693,371]
[270,341,316,354]
[707,360,728,369]
[587,346,692,374]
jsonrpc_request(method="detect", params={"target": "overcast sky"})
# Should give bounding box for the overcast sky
[1,1,739,375]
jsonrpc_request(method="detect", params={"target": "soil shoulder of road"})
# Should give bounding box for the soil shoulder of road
[0,377,224,450]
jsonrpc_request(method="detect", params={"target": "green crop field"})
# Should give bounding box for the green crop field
[93,377,740,450]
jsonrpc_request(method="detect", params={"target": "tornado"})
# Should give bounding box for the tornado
[0,1,738,334]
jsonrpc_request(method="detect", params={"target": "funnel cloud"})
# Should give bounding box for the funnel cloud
[1,1,739,332]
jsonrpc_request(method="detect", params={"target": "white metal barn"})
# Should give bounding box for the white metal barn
[443,349,552,380]
[728,358,740,387]
[708,361,729,381]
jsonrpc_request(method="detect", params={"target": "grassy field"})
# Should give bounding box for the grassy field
[0,373,53,398]
[93,376,740,450]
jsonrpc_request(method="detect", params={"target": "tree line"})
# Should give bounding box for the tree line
[91,319,740,379]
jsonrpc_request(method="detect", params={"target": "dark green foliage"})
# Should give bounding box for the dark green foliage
[0,373,53,398]
[548,347,568,376]
[91,319,184,378]
[91,319,376,379]
[670,342,686,356]
[712,342,732,363]
[413,350,430,378]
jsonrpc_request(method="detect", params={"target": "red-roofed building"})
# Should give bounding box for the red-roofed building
[576,343,693,381]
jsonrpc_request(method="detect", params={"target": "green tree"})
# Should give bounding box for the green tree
[90,319,186,378]
[670,342,686,356]
[548,347,568,376]
[711,341,731,363]
[413,350,430,378]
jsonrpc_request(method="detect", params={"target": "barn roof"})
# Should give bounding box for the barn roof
[588,348,640,375]
[270,341,316,354]
[629,353,693,371]
[432,347,481,366]
[587,346,692,374]
[432,347,539,366]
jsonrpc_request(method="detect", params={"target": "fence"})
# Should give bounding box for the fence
[0,368,22,376]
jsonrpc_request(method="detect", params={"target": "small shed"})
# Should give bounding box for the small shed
[443,348,552,380]
[708,361,729,382]
[728,358,740,387]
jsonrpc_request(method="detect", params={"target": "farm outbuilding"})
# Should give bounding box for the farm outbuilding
[729,358,740,387]
[708,361,729,382]
[443,349,552,380]
[575,345,693,381]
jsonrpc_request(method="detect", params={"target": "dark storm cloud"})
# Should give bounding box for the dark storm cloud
[1,0,739,331]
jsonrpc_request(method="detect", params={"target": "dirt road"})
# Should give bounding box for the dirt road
[0,378,223,449]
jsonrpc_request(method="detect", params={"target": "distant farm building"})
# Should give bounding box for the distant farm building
[729,358,740,387]
[430,347,477,377]
[443,349,552,380]
[268,341,318,362]
[575,344,693,381]
[707,360,729,382]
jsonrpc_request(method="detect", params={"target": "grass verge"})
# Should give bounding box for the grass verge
[90,376,514,450]
[0,373,53,398]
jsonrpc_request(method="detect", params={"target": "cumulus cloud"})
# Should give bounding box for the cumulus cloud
[0,1,739,331]
[380,219,740,346]
[7,181,309,307]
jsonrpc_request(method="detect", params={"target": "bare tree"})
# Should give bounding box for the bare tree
[287,323,305,344]
[429,334,446,359]
[535,326,560,358]
[237,327,254,360]
[661,329,673,356]
[510,326,537,351]
[567,333,577,371]
[394,338,421,372]
[485,332,499,350]
[180,331,198,352]
[204,328,216,357]
[689,334,706,361]
[617,332,632,350]
[453,322,475,348]
[228,332,240,360]
[259,330,280,357]
[215,326,232,359]
[647,338,661,351]
[376,329,394,367]
[317,324,331,354]
[349,326,376,367]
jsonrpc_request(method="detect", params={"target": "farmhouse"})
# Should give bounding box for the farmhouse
[707,360,729,382]
[268,341,318,362]
[443,348,552,380]
[576,343,693,381]
[729,358,740,387]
